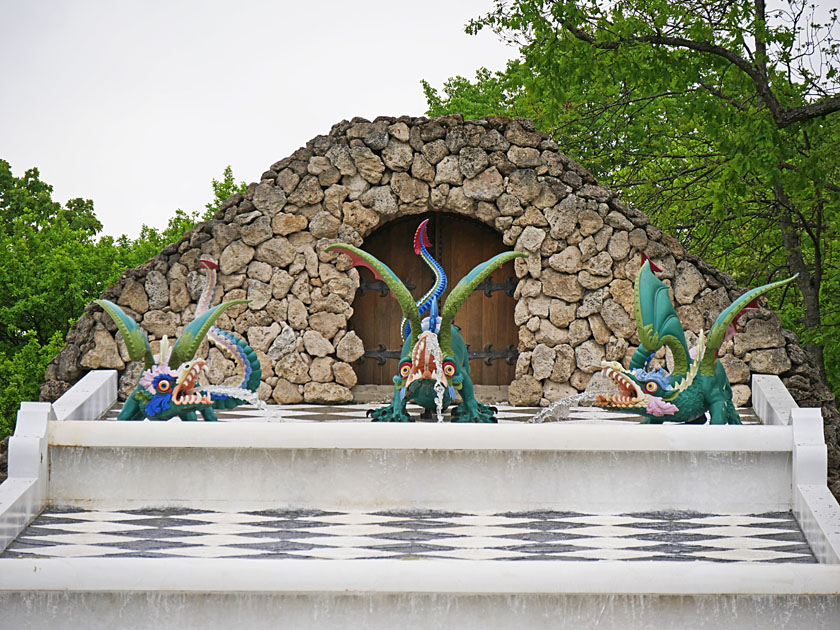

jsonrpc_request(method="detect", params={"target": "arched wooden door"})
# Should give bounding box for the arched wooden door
[350,213,518,386]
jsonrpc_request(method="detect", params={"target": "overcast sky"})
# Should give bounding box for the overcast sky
[0,1,515,237]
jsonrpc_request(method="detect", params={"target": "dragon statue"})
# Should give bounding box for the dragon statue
[326,219,527,423]
[594,259,796,424]
[95,259,261,421]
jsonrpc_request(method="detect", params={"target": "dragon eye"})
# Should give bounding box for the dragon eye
[443,361,456,377]
[156,379,172,393]
[644,381,658,394]
[399,361,412,379]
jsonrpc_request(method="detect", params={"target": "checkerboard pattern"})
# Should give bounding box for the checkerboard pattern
[3,507,815,562]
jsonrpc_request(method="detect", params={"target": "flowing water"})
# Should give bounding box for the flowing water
[199,386,268,410]
[528,391,614,423]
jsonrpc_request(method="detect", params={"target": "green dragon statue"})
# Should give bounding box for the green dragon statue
[326,220,527,423]
[594,259,796,424]
[94,259,261,421]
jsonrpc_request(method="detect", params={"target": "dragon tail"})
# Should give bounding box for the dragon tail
[402,219,447,339]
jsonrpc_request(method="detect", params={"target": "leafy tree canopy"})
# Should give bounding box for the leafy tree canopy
[424,0,840,395]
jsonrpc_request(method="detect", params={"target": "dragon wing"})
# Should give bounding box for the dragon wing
[634,261,690,378]
[168,300,249,370]
[94,299,154,369]
[439,251,528,359]
[701,274,797,376]
[325,243,422,349]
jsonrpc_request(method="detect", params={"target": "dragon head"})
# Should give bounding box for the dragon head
[395,328,461,405]
[134,357,223,420]
[594,360,681,417]
[94,297,249,420]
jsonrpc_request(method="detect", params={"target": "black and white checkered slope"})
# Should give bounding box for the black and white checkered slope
[3,507,814,563]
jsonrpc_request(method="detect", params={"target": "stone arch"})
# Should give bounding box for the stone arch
[43,114,834,418]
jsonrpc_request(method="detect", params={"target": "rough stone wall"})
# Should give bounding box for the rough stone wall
[40,113,837,488]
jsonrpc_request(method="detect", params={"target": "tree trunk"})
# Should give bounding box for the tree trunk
[776,186,827,381]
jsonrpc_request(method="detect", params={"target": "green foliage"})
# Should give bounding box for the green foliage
[424,0,840,397]
[0,162,248,440]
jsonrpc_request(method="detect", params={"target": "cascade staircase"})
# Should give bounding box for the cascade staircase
[1,370,839,628]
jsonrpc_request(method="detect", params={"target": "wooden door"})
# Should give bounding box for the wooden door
[350,213,518,386]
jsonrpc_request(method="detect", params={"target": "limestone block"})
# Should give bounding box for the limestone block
[541,269,584,302]
[267,325,297,360]
[719,354,750,384]
[544,381,578,402]
[506,169,541,203]
[333,361,358,388]
[255,237,295,268]
[253,183,288,214]
[287,296,308,330]
[549,246,582,274]
[144,271,169,310]
[381,139,413,171]
[274,352,310,385]
[391,172,429,204]
[309,211,341,238]
[748,348,791,374]
[575,339,605,373]
[497,193,523,217]
[421,139,448,165]
[309,356,334,383]
[459,147,490,178]
[507,146,541,168]
[446,186,476,215]
[676,305,704,333]
[142,310,180,338]
[570,369,592,390]
[247,322,281,353]
[247,260,273,283]
[605,337,629,362]
[578,270,612,290]
[508,375,543,406]
[272,378,303,404]
[435,155,463,185]
[309,311,346,340]
[336,331,365,363]
[360,186,398,215]
[535,319,569,346]
[515,352,532,378]
[220,240,256,275]
[674,262,706,305]
[349,146,385,184]
[601,299,636,338]
[588,314,611,345]
[80,324,125,370]
[549,300,577,328]
[516,225,546,252]
[463,167,504,201]
[118,278,149,313]
[303,382,353,404]
[734,318,786,355]
[531,344,556,381]
[410,154,435,182]
[731,385,751,407]
[169,280,190,313]
[247,279,271,310]
[505,122,542,148]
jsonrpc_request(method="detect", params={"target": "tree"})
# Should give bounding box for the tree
[425,0,840,394]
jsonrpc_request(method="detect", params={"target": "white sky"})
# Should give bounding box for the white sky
[0,0,515,238]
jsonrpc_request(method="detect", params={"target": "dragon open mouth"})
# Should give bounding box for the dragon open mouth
[405,332,445,389]
[172,360,213,406]
[594,362,646,409]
